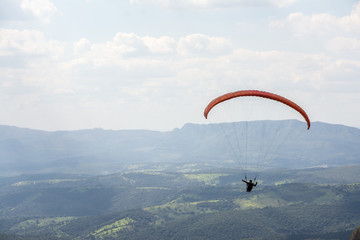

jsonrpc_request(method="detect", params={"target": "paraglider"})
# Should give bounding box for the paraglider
[242,178,258,192]
[204,90,310,129]
[204,90,310,191]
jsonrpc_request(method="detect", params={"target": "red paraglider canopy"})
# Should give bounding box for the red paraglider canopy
[204,90,310,130]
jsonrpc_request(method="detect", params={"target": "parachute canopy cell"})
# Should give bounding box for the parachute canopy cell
[204,90,311,129]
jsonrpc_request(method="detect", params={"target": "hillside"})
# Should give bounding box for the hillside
[0,120,359,175]
[0,168,360,240]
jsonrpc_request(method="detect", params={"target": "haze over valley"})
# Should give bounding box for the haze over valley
[0,120,359,176]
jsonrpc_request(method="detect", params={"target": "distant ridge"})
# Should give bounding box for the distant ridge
[0,120,359,175]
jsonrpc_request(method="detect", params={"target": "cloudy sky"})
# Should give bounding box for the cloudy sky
[1,0,359,131]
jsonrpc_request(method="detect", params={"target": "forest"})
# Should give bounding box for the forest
[1,166,360,240]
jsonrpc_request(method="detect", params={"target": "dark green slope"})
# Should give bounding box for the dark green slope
[1,168,360,240]
[2,183,358,240]
[113,184,360,240]
[120,204,356,240]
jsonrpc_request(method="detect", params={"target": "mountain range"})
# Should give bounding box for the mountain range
[0,120,359,176]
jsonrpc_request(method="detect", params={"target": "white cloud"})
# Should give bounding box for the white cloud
[0,28,64,59]
[143,36,176,54]
[323,59,360,85]
[73,38,92,56]
[129,0,297,9]
[349,1,360,26]
[70,34,178,76]
[111,33,176,55]
[1,26,360,130]
[221,49,329,90]
[270,2,360,37]
[6,30,355,98]
[325,37,360,57]
[269,0,297,8]
[177,34,232,56]
[73,33,176,61]
[0,28,71,100]
[129,0,206,9]
[268,1,360,61]
[70,33,232,77]
[20,0,60,23]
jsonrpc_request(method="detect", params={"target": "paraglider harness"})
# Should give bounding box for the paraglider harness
[242,175,258,192]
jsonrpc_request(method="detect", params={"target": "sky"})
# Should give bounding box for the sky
[0,0,359,131]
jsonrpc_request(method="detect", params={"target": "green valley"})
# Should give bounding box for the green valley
[1,166,360,239]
